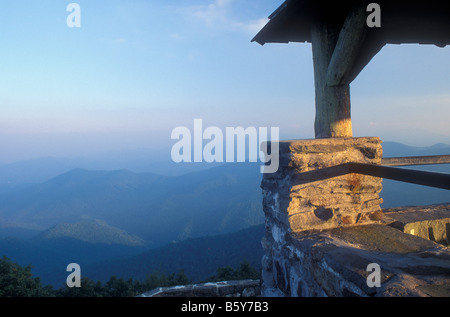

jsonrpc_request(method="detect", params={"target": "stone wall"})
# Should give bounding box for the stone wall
[260,137,450,297]
[138,280,260,297]
[383,204,450,246]
[262,221,450,297]
[262,137,384,233]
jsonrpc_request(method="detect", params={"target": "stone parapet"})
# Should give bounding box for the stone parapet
[138,280,260,297]
[261,223,450,297]
[383,204,450,246]
[262,137,384,233]
[260,138,450,297]
[260,137,387,296]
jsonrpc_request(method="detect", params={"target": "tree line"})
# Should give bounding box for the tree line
[0,256,260,297]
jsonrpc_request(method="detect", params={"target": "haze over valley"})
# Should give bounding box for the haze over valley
[0,141,448,287]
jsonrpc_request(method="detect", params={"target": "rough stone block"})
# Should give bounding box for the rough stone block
[262,223,450,297]
[383,204,450,246]
[261,137,383,232]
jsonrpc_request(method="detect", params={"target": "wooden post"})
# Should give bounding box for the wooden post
[327,4,368,86]
[311,22,352,138]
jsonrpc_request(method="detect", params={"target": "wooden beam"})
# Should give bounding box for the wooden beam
[346,38,385,84]
[326,3,368,86]
[349,163,450,190]
[382,155,450,167]
[292,162,450,190]
[311,22,352,138]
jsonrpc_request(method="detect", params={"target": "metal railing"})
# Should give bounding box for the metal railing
[352,154,450,190]
[381,154,450,167]
[294,155,450,190]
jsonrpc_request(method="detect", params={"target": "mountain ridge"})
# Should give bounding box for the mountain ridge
[0,162,264,246]
[0,141,448,289]
[37,219,147,247]
[1,141,447,188]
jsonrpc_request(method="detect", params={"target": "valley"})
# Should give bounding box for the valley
[0,141,448,289]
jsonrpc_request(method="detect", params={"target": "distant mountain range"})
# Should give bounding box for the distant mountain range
[0,148,222,192]
[0,141,448,289]
[0,234,147,288]
[0,223,265,288]
[50,224,264,288]
[0,163,264,246]
[380,142,450,208]
[381,142,450,157]
[82,224,265,284]
[0,141,447,186]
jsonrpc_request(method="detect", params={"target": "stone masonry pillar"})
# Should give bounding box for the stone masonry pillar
[260,137,384,296]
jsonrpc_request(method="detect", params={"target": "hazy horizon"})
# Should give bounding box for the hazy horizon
[1,138,449,167]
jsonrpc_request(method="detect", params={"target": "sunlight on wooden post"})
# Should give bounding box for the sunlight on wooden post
[311,22,352,138]
[310,3,369,138]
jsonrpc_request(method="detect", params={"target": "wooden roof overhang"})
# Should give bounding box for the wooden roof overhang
[252,0,450,85]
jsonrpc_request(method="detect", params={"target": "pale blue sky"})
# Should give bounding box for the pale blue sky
[0,0,449,163]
